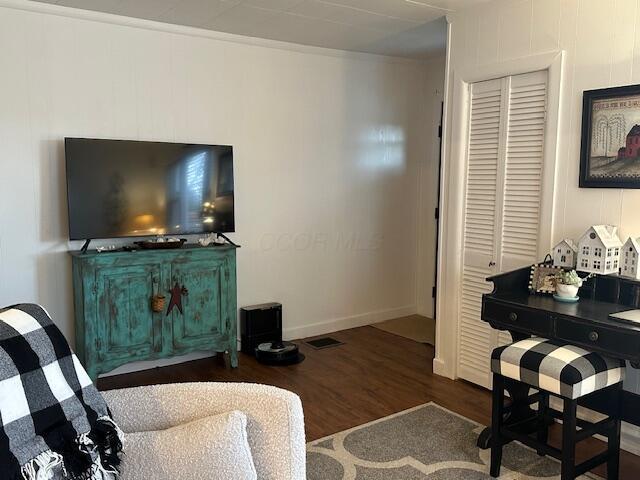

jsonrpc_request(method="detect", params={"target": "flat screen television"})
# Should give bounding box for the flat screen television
[65,138,234,240]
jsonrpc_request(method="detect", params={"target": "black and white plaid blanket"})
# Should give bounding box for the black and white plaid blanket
[0,304,122,479]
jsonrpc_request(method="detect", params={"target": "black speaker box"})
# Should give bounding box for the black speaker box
[240,302,282,355]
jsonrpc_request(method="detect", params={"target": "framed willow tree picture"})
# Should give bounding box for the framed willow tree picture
[579,84,640,188]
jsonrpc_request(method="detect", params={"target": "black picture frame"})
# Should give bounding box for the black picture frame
[580,83,640,188]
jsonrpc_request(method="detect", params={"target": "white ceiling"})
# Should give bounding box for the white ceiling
[30,0,488,58]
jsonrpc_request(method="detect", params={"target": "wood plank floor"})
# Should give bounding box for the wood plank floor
[98,325,640,478]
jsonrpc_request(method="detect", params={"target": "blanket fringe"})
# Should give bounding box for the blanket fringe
[20,419,123,480]
[21,450,64,480]
[20,450,117,480]
[89,416,124,476]
[96,417,124,445]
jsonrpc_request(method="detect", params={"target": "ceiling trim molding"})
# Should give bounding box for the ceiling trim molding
[1,0,431,65]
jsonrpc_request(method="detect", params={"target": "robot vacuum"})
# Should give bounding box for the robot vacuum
[255,341,305,365]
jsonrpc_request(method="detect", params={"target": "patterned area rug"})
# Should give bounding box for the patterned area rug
[307,403,598,479]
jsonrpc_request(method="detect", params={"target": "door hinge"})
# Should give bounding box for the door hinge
[432,286,437,298]
[434,207,439,219]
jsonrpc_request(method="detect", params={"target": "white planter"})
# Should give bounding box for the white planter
[556,283,579,298]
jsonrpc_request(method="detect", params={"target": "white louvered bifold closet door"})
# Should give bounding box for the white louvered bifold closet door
[500,71,547,272]
[496,71,547,348]
[457,70,548,388]
[457,78,504,387]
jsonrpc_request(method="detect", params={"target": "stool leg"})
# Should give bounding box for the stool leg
[536,391,549,456]
[490,374,505,478]
[607,385,622,480]
[561,398,577,480]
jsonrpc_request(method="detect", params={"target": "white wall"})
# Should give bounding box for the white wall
[445,0,640,256]
[438,0,640,452]
[0,1,435,360]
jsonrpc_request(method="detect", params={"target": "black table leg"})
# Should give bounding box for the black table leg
[490,374,505,477]
[536,392,550,455]
[478,331,539,450]
[477,377,540,449]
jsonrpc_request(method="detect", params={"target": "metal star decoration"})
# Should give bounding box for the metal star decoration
[166,282,183,316]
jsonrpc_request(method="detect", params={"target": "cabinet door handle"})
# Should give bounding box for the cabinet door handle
[489,261,496,267]
[588,331,599,342]
[508,312,518,322]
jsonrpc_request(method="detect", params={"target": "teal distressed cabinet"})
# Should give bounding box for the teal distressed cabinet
[70,245,238,380]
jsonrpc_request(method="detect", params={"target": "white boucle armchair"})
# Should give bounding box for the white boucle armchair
[102,382,306,480]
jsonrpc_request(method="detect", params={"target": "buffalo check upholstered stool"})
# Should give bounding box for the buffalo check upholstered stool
[489,337,625,480]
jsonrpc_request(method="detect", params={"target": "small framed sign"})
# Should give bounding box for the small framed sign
[529,264,562,294]
[580,84,640,188]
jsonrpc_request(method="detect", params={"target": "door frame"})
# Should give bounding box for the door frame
[433,21,564,380]
[433,100,444,318]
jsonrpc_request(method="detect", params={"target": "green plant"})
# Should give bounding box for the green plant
[555,270,594,286]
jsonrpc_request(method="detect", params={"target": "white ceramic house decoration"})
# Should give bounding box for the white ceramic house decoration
[552,239,578,268]
[576,225,623,275]
[621,237,640,280]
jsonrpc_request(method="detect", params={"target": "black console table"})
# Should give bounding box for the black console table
[477,265,640,449]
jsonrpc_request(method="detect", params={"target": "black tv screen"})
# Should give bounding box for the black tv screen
[65,138,234,240]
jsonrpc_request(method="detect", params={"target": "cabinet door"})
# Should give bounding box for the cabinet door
[95,263,163,364]
[170,257,228,351]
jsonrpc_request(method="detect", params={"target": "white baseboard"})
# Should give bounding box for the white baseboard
[622,423,640,456]
[433,357,455,379]
[417,302,434,320]
[284,305,417,340]
[549,397,640,456]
